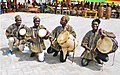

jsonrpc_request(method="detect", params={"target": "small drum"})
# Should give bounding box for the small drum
[19,28,27,36]
[97,37,115,54]
[38,29,47,37]
[57,31,77,52]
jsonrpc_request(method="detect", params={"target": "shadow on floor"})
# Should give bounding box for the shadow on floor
[0,47,36,61]
[68,56,102,71]
[44,52,62,64]
[0,47,62,63]
[0,47,103,70]
[0,47,9,55]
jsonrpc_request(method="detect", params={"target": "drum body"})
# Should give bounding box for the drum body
[110,38,118,53]
[57,31,77,52]
[98,7,104,18]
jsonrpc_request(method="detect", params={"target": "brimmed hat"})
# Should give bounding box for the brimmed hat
[33,16,40,21]
[97,37,113,54]
[15,15,21,20]
[63,15,70,22]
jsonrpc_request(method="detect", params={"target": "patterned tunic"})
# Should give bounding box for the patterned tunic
[81,29,116,60]
[5,23,31,45]
[81,30,101,60]
[30,25,51,53]
[51,25,76,51]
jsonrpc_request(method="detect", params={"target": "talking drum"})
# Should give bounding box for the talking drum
[96,37,118,54]
[19,28,27,36]
[57,31,77,52]
[38,29,47,37]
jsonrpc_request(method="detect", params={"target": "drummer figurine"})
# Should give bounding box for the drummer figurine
[47,15,76,62]
[5,15,31,56]
[29,16,52,62]
[81,19,117,66]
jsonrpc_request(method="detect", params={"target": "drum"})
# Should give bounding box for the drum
[71,10,77,16]
[19,28,27,36]
[96,37,113,54]
[38,29,47,37]
[105,7,112,19]
[98,7,104,18]
[27,4,33,8]
[110,38,118,53]
[57,31,77,52]
[77,10,82,16]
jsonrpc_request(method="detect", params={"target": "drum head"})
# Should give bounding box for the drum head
[97,37,113,54]
[19,28,27,36]
[38,29,47,37]
[57,31,69,44]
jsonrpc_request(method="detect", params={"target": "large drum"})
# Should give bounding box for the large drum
[98,7,104,18]
[57,31,78,60]
[57,31,78,51]
[96,37,118,54]
[105,7,112,19]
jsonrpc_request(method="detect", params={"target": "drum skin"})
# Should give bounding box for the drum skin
[38,29,47,37]
[97,37,113,54]
[57,31,77,52]
[98,7,104,18]
[60,34,77,51]
[57,31,69,45]
[19,28,27,36]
